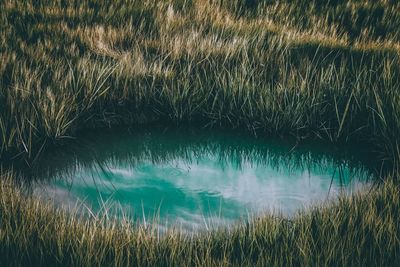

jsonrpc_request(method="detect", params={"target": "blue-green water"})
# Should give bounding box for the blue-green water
[33,128,372,231]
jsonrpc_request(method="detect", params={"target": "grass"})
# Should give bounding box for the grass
[0,172,399,266]
[1,0,400,266]
[1,0,400,165]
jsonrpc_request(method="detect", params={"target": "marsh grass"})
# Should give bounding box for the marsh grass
[1,0,400,166]
[0,172,399,266]
[1,0,400,266]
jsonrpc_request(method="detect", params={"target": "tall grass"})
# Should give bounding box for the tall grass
[0,171,399,266]
[1,0,400,266]
[1,0,399,166]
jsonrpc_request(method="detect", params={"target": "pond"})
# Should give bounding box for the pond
[31,127,373,232]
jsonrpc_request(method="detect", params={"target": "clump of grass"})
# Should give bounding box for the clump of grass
[0,171,399,266]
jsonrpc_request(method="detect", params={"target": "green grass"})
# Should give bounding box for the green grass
[0,172,399,266]
[1,0,400,266]
[1,0,400,164]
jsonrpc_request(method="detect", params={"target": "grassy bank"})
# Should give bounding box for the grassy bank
[0,172,399,266]
[1,0,400,266]
[1,0,400,165]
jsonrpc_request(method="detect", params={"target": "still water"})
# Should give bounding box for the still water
[32,127,372,231]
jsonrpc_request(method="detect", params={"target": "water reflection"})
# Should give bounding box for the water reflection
[31,127,373,231]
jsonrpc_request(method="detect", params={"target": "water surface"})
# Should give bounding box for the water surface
[32,127,372,231]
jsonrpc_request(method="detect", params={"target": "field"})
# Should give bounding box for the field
[1,0,400,266]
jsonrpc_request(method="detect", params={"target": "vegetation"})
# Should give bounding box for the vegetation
[0,172,399,266]
[1,0,400,266]
[1,0,400,165]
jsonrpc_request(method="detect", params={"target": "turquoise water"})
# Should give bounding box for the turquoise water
[33,128,372,231]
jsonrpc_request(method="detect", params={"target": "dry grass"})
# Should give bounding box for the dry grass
[0,0,399,165]
[0,171,399,267]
